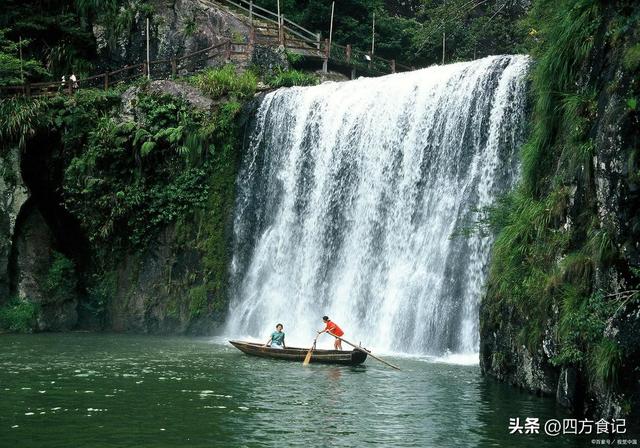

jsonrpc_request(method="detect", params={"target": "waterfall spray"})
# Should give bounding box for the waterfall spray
[227,55,529,356]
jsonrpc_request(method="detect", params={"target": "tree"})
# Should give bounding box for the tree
[0,29,47,86]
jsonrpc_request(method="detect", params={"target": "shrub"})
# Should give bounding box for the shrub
[191,65,257,99]
[267,69,319,88]
[623,43,640,71]
[45,252,77,303]
[590,338,623,387]
[0,299,37,333]
[188,285,208,318]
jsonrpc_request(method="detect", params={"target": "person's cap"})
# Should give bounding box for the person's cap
[322,315,329,321]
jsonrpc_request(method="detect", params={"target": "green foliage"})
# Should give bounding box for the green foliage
[3,76,243,323]
[623,43,640,71]
[62,92,215,249]
[188,285,208,318]
[83,271,116,323]
[183,17,197,37]
[251,0,526,66]
[193,101,243,313]
[0,298,37,333]
[484,0,640,393]
[191,65,257,100]
[267,69,318,88]
[0,97,50,149]
[411,0,528,64]
[45,252,77,303]
[284,50,303,65]
[590,338,623,386]
[553,290,616,366]
[0,29,48,85]
[521,0,599,197]
[0,1,96,78]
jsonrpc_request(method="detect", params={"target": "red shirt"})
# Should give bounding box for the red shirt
[324,320,344,337]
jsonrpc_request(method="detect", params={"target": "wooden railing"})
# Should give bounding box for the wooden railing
[214,0,321,48]
[326,41,413,76]
[1,2,417,98]
[213,0,412,74]
[0,40,243,98]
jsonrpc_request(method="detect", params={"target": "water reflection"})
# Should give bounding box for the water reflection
[0,334,598,447]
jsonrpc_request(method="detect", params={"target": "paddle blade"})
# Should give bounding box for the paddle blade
[303,348,313,365]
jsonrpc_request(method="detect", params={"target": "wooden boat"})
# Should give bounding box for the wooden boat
[229,340,368,365]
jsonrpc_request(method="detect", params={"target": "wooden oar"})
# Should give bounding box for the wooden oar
[303,335,319,366]
[328,332,401,370]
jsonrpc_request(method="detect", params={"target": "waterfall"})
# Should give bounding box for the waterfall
[226,55,530,356]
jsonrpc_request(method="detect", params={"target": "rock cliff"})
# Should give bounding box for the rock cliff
[480,0,640,419]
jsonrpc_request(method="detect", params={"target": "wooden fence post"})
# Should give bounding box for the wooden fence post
[171,58,177,77]
[390,59,396,74]
[249,26,255,51]
[346,44,351,63]
[279,15,284,46]
[322,38,329,73]
[142,62,147,80]
[316,32,321,50]
[104,72,109,90]
[249,0,253,24]
[351,68,356,80]
[25,82,31,98]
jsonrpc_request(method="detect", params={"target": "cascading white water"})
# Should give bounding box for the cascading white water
[226,55,529,356]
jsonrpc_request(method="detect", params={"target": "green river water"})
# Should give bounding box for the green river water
[0,333,601,447]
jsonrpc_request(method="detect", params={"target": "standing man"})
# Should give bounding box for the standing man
[318,316,344,350]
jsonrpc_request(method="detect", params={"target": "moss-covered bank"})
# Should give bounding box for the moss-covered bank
[0,67,266,334]
[480,0,640,418]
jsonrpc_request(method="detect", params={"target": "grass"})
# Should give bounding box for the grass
[590,338,623,386]
[520,0,600,197]
[267,69,319,88]
[482,0,640,391]
[190,65,257,99]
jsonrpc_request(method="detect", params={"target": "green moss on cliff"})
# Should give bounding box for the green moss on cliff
[45,252,77,304]
[0,299,37,333]
[482,0,640,408]
[1,75,247,332]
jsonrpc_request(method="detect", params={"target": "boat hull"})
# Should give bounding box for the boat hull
[229,340,367,365]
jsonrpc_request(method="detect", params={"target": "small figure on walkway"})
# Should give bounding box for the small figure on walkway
[265,323,286,349]
[70,73,78,90]
[60,75,66,90]
[318,316,344,350]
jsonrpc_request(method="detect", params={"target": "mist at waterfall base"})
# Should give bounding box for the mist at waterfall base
[226,55,529,360]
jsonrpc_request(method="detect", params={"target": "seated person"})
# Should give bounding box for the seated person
[265,323,286,349]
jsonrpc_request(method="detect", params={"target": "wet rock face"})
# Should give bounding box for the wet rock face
[95,0,251,69]
[250,45,289,78]
[479,313,558,399]
[107,224,219,335]
[480,7,640,418]
[557,367,579,409]
[121,79,215,121]
[13,205,77,331]
[0,149,29,301]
